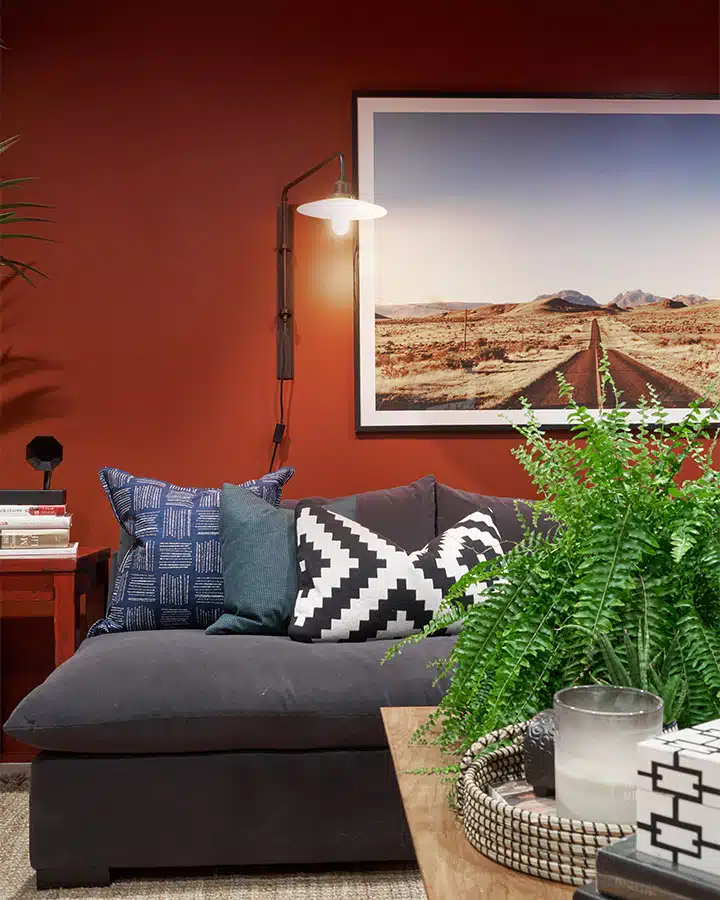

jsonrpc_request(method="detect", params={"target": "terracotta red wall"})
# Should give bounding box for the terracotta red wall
[2,0,718,548]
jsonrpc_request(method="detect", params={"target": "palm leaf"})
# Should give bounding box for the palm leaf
[0,214,54,224]
[0,259,48,283]
[0,136,20,154]
[0,201,53,210]
[0,233,54,242]
[0,177,36,189]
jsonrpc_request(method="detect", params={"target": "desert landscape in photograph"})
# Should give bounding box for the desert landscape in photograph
[374,290,720,411]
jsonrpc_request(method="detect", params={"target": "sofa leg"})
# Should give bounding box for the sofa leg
[36,867,111,889]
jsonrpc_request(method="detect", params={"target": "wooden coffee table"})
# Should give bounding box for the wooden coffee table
[382,706,575,900]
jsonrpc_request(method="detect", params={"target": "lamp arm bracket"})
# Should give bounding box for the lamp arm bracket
[280,152,345,202]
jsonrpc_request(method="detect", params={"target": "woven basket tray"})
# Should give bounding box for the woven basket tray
[456,721,636,887]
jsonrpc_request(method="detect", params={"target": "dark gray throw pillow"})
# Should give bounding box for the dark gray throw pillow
[435,483,555,552]
[280,474,436,552]
[207,485,355,636]
[106,528,136,610]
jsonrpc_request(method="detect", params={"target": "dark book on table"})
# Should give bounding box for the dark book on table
[596,834,720,900]
[573,884,607,899]
[0,489,66,505]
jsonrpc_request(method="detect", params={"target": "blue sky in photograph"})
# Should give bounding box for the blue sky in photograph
[372,111,720,306]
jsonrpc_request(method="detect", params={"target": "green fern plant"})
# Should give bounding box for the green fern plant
[385,361,720,761]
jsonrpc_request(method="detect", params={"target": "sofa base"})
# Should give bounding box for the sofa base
[36,867,111,890]
[30,746,414,883]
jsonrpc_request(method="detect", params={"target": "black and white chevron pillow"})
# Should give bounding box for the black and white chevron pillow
[289,502,503,642]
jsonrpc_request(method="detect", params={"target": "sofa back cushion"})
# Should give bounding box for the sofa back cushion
[436,483,553,552]
[280,474,436,553]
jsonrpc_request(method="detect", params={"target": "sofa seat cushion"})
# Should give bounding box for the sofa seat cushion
[4,630,454,754]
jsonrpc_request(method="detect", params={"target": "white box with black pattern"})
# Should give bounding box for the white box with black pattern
[637,720,720,875]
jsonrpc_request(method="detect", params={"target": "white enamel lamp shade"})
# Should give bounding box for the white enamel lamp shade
[297,195,387,236]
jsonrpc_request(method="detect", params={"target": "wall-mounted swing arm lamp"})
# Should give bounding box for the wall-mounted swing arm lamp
[276,151,386,379]
[270,152,386,468]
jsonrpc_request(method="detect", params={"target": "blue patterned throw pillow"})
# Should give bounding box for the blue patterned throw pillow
[87,466,294,636]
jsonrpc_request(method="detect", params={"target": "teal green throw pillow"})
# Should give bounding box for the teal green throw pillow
[207,484,355,636]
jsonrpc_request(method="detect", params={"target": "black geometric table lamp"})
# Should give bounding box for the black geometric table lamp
[26,435,63,490]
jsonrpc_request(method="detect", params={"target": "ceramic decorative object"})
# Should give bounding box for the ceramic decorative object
[523,708,557,797]
[554,685,663,825]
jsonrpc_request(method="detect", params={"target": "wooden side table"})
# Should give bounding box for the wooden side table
[0,547,111,760]
[0,547,111,666]
[382,706,574,900]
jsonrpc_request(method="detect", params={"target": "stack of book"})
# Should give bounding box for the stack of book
[574,834,720,899]
[0,489,77,559]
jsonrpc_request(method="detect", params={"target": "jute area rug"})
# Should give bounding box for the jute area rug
[0,776,426,900]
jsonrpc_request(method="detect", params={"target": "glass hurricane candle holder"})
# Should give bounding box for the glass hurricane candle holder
[554,685,663,824]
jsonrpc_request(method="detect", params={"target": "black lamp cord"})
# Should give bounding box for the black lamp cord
[270,309,289,471]
[269,376,286,471]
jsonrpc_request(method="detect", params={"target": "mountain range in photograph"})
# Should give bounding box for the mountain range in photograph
[375,289,716,320]
[374,289,720,411]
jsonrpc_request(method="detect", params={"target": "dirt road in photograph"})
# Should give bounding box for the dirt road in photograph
[501,318,702,409]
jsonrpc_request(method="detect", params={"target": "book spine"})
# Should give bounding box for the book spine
[597,871,701,900]
[0,490,66,505]
[0,515,72,530]
[0,543,79,558]
[0,506,66,515]
[1,530,71,549]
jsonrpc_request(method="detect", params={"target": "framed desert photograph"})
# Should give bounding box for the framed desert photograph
[353,94,720,431]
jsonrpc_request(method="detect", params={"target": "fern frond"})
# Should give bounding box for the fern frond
[671,521,700,563]
[677,598,720,704]
[481,594,557,731]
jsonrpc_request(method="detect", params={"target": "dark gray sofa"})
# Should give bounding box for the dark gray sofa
[4,484,537,889]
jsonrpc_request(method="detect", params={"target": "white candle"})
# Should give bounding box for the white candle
[553,685,663,824]
[555,761,636,823]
